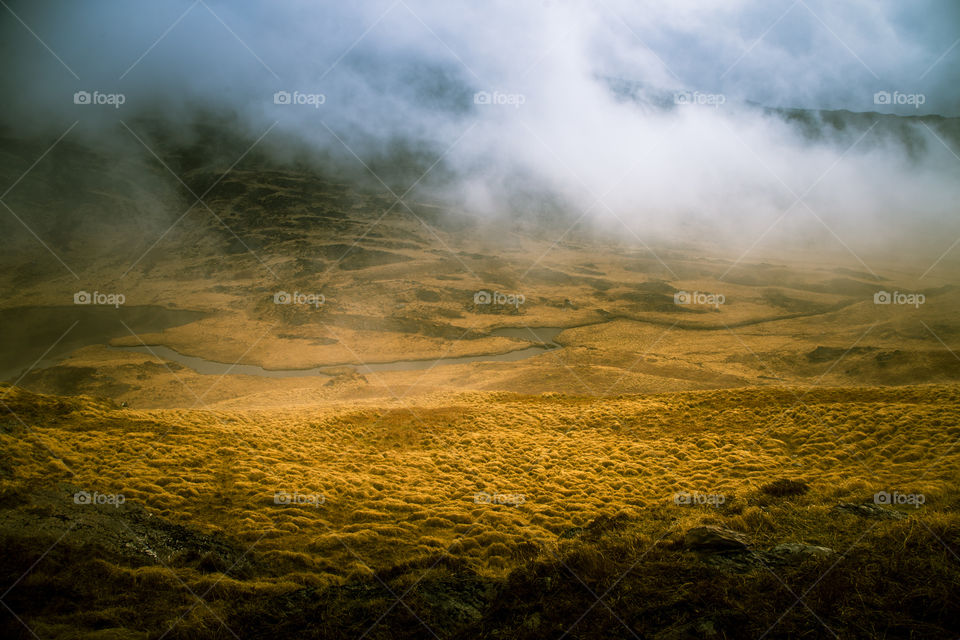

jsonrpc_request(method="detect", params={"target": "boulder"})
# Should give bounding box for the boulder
[763,542,836,565]
[835,502,906,520]
[684,525,750,551]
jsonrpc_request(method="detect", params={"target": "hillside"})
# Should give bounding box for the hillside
[2,383,959,638]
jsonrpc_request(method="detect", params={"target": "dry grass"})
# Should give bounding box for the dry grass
[2,385,960,638]
[3,383,958,580]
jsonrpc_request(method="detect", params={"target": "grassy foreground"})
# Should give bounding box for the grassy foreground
[1,383,959,638]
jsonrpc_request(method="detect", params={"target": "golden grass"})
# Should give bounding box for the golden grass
[4,382,958,582]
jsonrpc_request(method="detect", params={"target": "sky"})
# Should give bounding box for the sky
[3,0,958,116]
[1,0,959,254]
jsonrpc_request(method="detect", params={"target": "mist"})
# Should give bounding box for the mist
[2,0,959,259]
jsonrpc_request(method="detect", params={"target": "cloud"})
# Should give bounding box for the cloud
[1,0,958,259]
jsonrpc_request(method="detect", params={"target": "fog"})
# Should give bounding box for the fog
[2,0,959,257]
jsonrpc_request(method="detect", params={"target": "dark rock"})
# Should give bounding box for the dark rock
[762,542,836,565]
[698,540,836,572]
[835,502,907,520]
[684,526,750,551]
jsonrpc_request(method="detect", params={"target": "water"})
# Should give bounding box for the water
[1,306,207,382]
[111,325,566,377]
[1,306,568,379]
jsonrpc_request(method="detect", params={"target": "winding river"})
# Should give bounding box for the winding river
[2,306,567,380]
[111,326,565,377]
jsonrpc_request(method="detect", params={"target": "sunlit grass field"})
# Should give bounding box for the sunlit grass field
[3,382,959,637]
